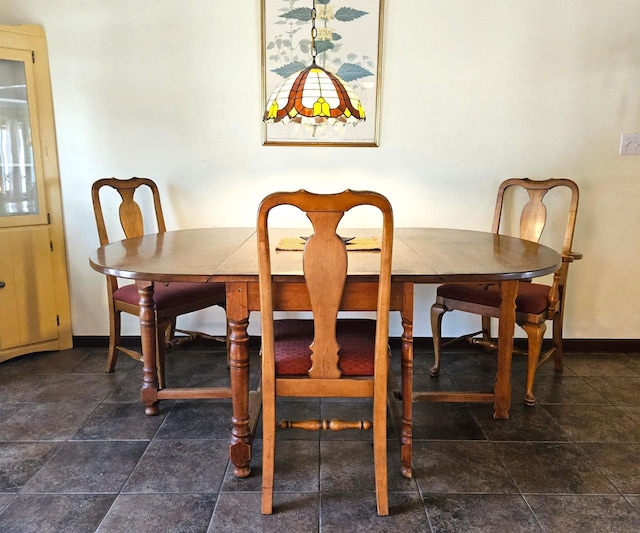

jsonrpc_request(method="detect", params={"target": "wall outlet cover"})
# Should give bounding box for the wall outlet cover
[620,133,640,155]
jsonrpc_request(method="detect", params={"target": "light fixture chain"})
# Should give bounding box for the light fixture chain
[310,0,317,63]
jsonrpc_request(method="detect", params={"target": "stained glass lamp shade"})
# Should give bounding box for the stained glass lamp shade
[264,62,366,126]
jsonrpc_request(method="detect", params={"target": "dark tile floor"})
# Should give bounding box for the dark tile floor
[1,343,639,532]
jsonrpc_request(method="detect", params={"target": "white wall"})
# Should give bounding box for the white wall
[1,0,639,339]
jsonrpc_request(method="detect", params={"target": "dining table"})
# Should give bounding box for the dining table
[89,226,561,479]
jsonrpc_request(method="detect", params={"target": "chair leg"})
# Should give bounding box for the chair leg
[168,317,177,343]
[261,393,276,514]
[430,302,447,377]
[521,321,546,406]
[226,319,231,367]
[156,319,172,390]
[552,315,564,372]
[373,392,389,516]
[481,315,492,347]
[106,309,121,373]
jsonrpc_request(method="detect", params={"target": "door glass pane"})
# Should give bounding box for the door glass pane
[0,58,38,217]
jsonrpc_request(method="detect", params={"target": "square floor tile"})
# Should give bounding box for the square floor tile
[122,439,229,493]
[210,491,319,531]
[162,349,231,376]
[583,377,640,405]
[470,403,571,442]
[97,493,217,532]
[435,351,498,378]
[0,349,93,376]
[155,401,233,440]
[544,404,640,442]
[0,494,14,512]
[617,354,640,374]
[530,375,609,405]
[511,352,575,378]
[564,353,640,377]
[33,373,125,403]
[0,402,24,419]
[320,440,377,493]
[72,402,168,440]
[526,494,640,532]
[0,373,50,402]
[411,441,517,493]
[423,494,541,532]
[0,494,115,533]
[579,443,640,493]
[320,492,429,531]
[411,371,457,393]
[22,440,147,493]
[619,406,640,425]
[410,403,486,440]
[71,349,138,374]
[493,441,617,494]
[1,402,98,441]
[0,442,60,492]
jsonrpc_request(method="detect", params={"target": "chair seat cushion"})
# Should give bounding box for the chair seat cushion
[273,319,381,377]
[437,281,550,315]
[114,282,226,309]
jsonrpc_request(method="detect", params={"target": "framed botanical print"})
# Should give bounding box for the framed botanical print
[261,0,384,146]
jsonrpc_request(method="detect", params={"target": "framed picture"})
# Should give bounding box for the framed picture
[261,0,384,146]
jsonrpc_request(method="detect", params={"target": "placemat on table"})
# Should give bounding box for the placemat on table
[276,236,380,252]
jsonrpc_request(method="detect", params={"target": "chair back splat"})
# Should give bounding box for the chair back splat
[257,189,393,516]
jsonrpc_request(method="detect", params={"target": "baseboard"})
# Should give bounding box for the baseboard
[72,336,640,353]
[404,337,640,353]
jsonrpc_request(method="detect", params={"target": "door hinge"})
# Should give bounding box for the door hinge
[32,50,35,63]
[50,240,54,251]
[47,213,51,224]
[56,315,60,326]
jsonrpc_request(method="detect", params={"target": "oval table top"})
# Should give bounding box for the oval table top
[89,227,561,284]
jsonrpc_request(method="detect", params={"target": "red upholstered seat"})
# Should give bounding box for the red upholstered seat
[273,319,381,376]
[437,281,550,315]
[114,282,226,309]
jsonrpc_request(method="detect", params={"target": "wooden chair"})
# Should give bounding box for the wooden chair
[257,190,394,516]
[91,177,227,387]
[430,178,581,406]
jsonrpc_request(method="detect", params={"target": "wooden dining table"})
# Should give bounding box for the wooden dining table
[89,227,561,479]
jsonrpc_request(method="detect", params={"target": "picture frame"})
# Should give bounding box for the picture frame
[261,0,384,147]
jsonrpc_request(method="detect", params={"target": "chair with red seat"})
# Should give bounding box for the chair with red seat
[430,178,581,406]
[91,177,227,387]
[257,189,394,515]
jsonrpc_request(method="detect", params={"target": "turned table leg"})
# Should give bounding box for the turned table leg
[400,282,414,478]
[493,279,517,420]
[137,280,160,416]
[226,282,252,478]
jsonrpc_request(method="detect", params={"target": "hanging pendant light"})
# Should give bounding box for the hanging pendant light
[263,0,365,127]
